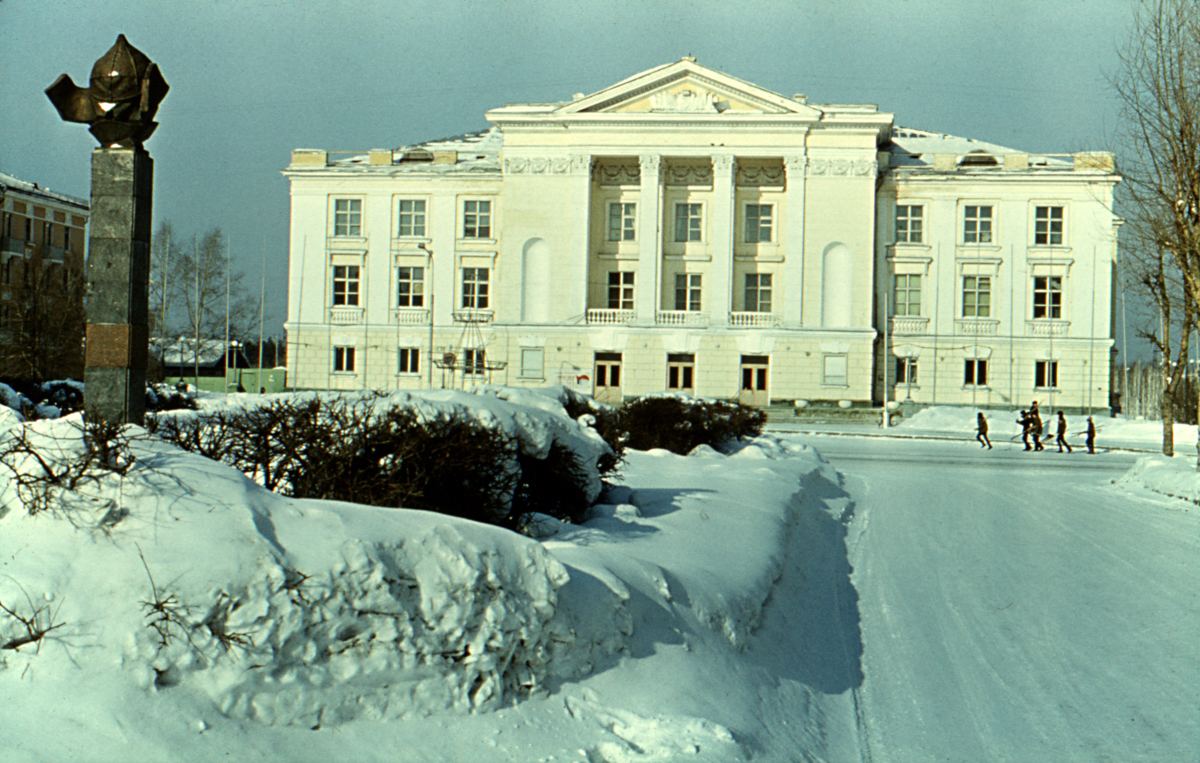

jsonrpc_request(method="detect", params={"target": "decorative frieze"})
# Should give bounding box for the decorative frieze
[665,164,713,186]
[807,158,877,177]
[504,155,592,175]
[596,163,641,185]
[738,165,785,187]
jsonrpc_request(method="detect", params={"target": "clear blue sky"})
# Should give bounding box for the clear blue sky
[0,0,1138,351]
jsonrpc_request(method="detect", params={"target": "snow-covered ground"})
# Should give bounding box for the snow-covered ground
[0,394,1196,761]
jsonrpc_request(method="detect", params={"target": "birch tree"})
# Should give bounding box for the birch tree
[1112,0,1200,459]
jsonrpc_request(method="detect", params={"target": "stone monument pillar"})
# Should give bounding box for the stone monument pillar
[45,35,168,425]
[86,149,153,423]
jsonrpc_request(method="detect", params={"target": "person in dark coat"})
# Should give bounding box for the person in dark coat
[1030,403,1045,451]
[1055,411,1073,453]
[1086,416,1096,454]
[976,412,992,449]
[1018,410,1032,450]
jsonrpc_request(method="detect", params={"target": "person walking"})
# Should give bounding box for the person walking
[1086,416,1096,454]
[1055,411,1073,453]
[1030,403,1045,451]
[1018,410,1032,450]
[976,412,992,449]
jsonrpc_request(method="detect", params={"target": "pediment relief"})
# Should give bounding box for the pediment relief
[556,61,821,118]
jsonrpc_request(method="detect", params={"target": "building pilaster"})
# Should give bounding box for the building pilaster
[783,155,807,327]
[710,155,736,327]
[636,155,662,325]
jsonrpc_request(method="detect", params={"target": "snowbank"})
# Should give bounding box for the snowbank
[0,388,839,761]
[1114,453,1200,506]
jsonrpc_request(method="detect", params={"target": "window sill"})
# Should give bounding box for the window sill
[821,383,849,389]
[517,376,546,382]
[962,385,991,390]
[331,371,358,377]
[457,237,497,246]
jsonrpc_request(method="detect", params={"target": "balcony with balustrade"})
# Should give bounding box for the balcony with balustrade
[586,308,635,325]
[954,318,1000,336]
[327,306,365,325]
[729,311,783,328]
[1026,319,1070,337]
[656,310,709,327]
[889,316,930,334]
[394,307,430,325]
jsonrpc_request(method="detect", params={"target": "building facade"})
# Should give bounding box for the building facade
[0,170,89,379]
[283,59,1119,411]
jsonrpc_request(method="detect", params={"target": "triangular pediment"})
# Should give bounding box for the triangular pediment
[555,59,822,118]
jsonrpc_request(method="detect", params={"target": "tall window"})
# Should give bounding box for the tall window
[42,221,51,245]
[333,346,356,373]
[896,357,918,385]
[963,205,993,244]
[675,273,702,311]
[608,203,636,241]
[397,266,425,307]
[398,199,426,237]
[745,273,772,312]
[962,275,991,317]
[398,347,420,374]
[1032,276,1062,319]
[607,271,634,310]
[333,199,361,237]
[332,265,360,306]
[893,274,921,316]
[463,200,491,238]
[965,359,988,386]
[745,204,773,243]
[2,258,11,285]
[462,267,489,309]
[895,205,924,243]
[63,227,71,251]
[1036,360,1059,388]
[674,203,703,242]
[1035,206,1063,245]
[667,353,695,392]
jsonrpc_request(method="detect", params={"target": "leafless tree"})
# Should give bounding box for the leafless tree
[1112,0,1200,459]
[172,228,260,345]
[0,253,85,381]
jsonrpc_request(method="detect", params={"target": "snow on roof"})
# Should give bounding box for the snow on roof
[886,127,1073,169]
[155,338,239,367]
[324,128,503,173]
[0,171,89,210]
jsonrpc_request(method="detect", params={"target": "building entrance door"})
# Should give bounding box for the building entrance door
[739,355,770,407]
[594,352,623,405]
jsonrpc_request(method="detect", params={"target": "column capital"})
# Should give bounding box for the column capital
[639,154,661,174]
[712,154,737,174]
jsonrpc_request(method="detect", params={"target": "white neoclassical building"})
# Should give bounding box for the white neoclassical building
[283,59,1120,412]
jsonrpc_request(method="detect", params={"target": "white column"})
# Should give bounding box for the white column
[710,155,736,327]
[637,155,662,325]
[783,155,807,327]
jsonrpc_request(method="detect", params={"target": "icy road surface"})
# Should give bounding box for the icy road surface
[790,434,1200,762]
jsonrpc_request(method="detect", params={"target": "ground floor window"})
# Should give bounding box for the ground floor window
[519,347,544,379]
[896,357,918,385]
[464,348,487,376]
[1035,360,1059,388]
[964,359,988,386]
[667,353,695,392]
[398,347,420,374]
[333,346,356,373]
[823,354,848,386]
